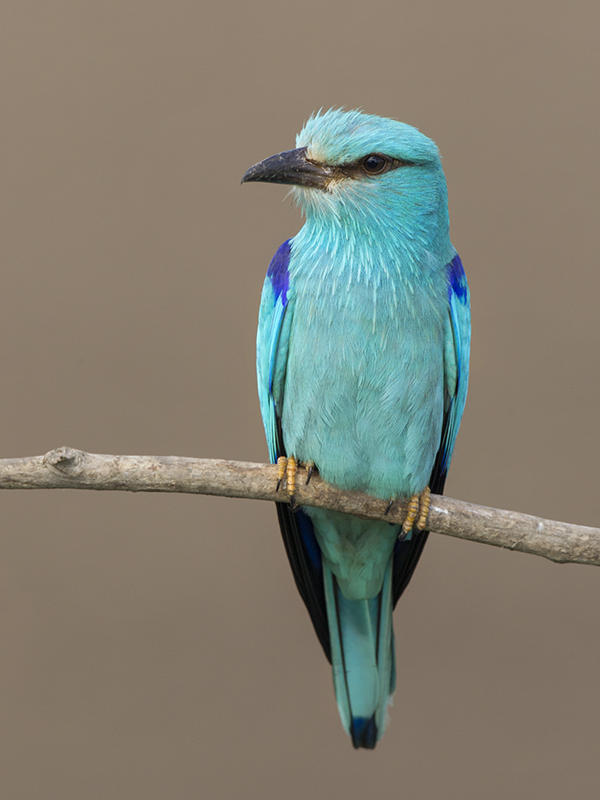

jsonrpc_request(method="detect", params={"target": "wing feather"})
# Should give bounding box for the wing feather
[257,240,331,659]
[392,253,471,605]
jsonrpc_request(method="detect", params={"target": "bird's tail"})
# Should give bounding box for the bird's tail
[323,558,395,749]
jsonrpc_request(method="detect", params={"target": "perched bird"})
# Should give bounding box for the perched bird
[242,109,470,749]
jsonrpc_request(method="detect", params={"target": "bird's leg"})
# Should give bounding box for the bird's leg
[402,487,431,534]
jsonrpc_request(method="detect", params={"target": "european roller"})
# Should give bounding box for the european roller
[242,109,470,749]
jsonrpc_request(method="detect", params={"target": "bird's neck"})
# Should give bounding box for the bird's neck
[292,206,453,289]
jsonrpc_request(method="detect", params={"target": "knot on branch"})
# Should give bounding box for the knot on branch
[43,446,86,474]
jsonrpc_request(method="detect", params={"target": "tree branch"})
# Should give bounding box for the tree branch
[0,446,597,567]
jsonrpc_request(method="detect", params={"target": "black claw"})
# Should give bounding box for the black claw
[276,479,283,492]
[384,499,394,516]
[305,465,315,485]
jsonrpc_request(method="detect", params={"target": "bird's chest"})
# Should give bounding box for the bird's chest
[289,281,409,389]
[280,268,447,496]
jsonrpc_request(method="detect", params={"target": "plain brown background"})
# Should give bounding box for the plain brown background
[1,1,599,797]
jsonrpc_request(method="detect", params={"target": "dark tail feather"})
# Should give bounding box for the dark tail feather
[323,558,395,749]
[350,715,378,749]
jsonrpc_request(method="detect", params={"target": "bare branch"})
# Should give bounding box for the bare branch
[0,446,598,567]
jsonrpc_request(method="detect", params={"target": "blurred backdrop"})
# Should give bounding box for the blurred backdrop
[1,1,599,797]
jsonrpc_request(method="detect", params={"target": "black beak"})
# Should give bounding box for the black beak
[241,147,332,189]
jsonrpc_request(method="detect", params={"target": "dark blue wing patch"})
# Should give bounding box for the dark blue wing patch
[447,253,468,303]
[267,239,291,303]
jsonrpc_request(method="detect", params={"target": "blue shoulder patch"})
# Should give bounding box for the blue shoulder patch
[267,239,291,304]
[448,253,468,303]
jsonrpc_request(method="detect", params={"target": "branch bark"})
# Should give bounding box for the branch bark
[0,446,597,567]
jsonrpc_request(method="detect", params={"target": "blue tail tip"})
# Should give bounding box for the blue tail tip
[350,715,378,750]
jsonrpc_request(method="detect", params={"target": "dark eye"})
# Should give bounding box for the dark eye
[362,154,388,175]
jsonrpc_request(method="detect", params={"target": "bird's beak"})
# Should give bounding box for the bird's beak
[241,147,332,189]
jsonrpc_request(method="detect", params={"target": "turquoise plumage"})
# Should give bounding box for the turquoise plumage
[243,109,470,748]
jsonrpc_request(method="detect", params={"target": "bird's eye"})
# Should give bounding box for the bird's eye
[362,154,388,175]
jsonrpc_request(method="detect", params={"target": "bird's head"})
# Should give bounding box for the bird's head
[242,108,449,243]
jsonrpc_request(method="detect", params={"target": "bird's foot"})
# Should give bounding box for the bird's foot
[276,456,287,492]
[304,460,316,485]
[416,486,431,531]
[402,486,431,534]
[275,455,298,507]
[286,456,298,504]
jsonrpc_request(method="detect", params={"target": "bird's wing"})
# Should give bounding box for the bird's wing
[392,253,471,605]
[257,240,331,660]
